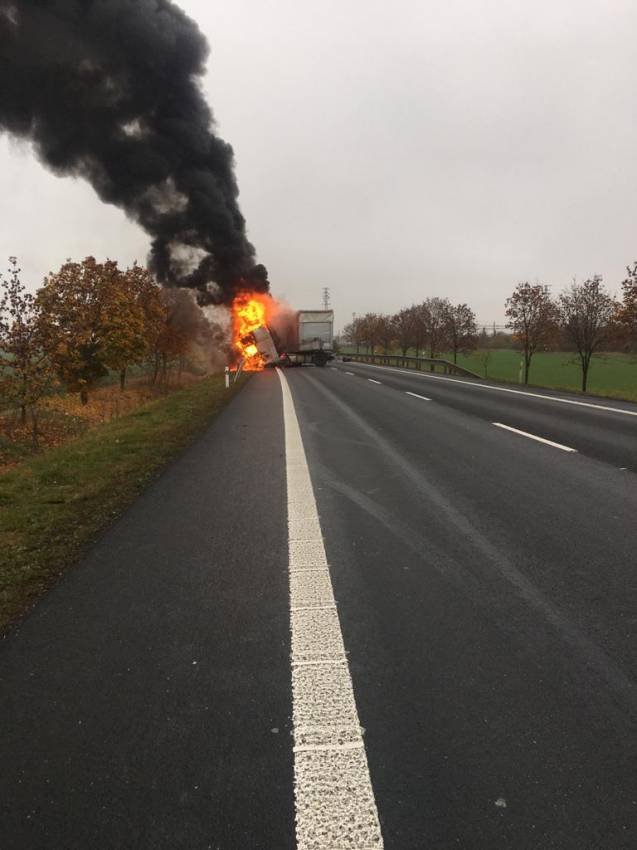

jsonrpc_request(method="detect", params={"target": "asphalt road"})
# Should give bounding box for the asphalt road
[2,365,637,848]
[335,359,637,469]
[1,374,295,850]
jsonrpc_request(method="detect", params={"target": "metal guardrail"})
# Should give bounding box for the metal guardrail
[342,352,482,379]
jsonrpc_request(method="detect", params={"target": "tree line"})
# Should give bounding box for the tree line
[343,269,637,392]
[0,256,216,448]
[344,299,478,365]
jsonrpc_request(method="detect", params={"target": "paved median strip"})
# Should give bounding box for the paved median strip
[277,368,384,850]
[493,422,577,453]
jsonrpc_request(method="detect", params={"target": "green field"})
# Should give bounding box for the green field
[0,374,248,632]
[344,348,637,402]
[457,349,637,401]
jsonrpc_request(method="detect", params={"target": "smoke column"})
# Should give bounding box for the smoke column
[0,0,268,303]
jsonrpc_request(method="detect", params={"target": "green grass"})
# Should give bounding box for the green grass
[0,374,248,632]
[455,349,637,401]
[343,348,637,402]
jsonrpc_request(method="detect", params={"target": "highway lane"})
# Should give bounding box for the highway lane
[0,373,296,850]
[288,365,637,848]
[1,366,636,849]
[333,360,637,470]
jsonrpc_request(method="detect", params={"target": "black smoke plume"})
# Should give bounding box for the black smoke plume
[0,0,268,303]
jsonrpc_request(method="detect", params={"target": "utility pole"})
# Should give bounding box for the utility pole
[322,287,331,310]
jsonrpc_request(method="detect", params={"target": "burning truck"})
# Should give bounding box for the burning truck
[232,294,334,371]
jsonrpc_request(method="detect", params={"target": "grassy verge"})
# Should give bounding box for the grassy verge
[0,372,204,470]
[0,374,248,632]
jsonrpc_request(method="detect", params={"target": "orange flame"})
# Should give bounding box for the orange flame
[232,292,271,371]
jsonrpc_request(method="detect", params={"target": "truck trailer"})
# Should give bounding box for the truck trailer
[283,309,335,366]
[242,308,335,369]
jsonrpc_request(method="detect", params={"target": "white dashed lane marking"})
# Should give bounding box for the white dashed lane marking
[276,368,384,850]
[348,362,637,416]
[345,371,355,376]
[367,379,382,385]
[493,422,577,453]
[405,391,431,402]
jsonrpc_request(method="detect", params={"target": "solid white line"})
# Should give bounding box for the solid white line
[493,422,578,452]
[367,379,382,385]
[405,391,431,402]
[295,725,357,733]
[353,362,637,417]
[295,741,365,753]
[277,368,384,850]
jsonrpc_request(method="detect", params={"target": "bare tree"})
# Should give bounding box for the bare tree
[358,313,384,354]
[377,314,395,353]
[558,277,617,392]
[342,318,366,354]
[445,302,477,364]
[421,297,451,367]
[616,262,637,353]
[391,307,418,356]
[410,304,428,357]
[505,282,557,384]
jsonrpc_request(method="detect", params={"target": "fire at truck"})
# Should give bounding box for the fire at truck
[232,295,334,370]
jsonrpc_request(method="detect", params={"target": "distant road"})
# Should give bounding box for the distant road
[336,359,637,468]
[1,366,636,848]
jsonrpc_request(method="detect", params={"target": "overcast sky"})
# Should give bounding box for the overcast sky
[1,0,636,329]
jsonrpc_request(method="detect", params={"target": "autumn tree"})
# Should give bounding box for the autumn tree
[153,292,190,383]
[558,277,617,392]
[101,264,165,390]
[505,282,557,384]
[152,288,218,383]
[38,257,167,402]
[37,258,116,403]
[341,319,355,353]
[376,314,395,353]
[421,297,451,363]
[358,313,384,354]
[410,303,428,357]
[342,317,367,354]
[0,258,55,447]
[616,262,637,352]
[445,302,477,364]
[392,307,419,356]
